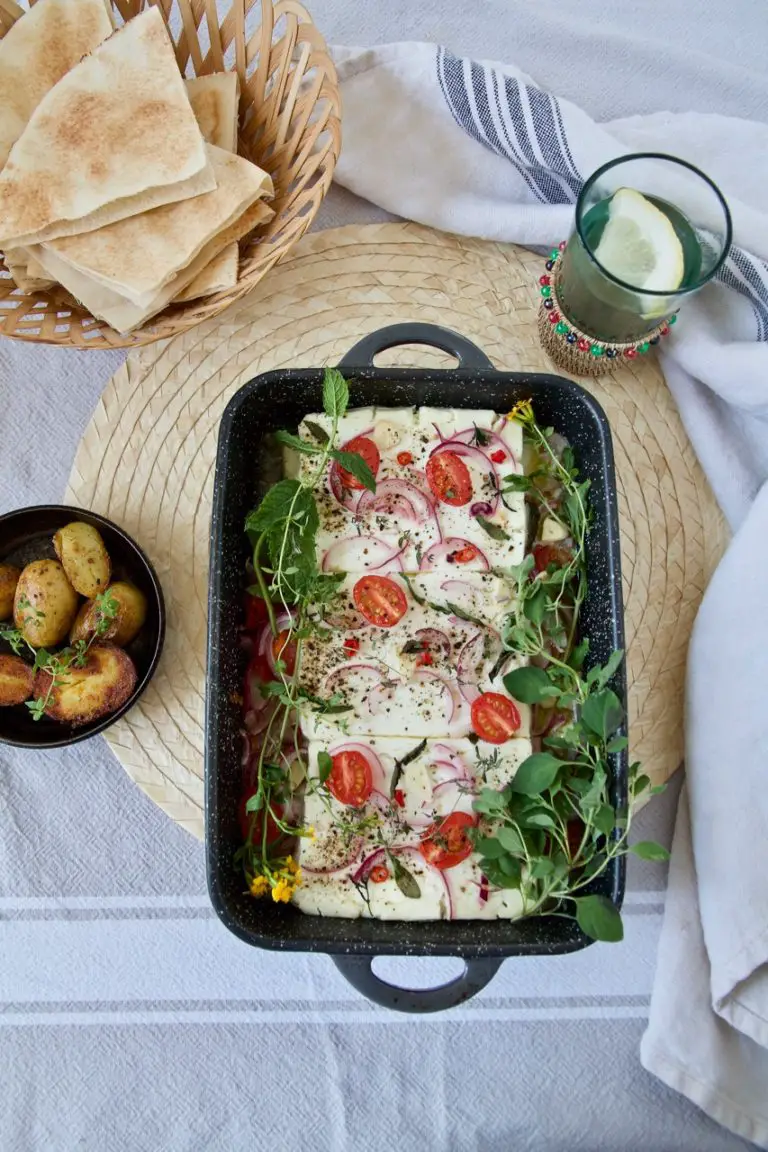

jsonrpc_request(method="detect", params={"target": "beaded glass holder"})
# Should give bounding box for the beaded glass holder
[537,242,677,377]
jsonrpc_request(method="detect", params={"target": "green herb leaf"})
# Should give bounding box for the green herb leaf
[496,826,525,854]
[502,665,558,704]
[391,856,421,899]
[521,812,556,830]
[322,367,349,421]
[476,516,510,542]
[581,689,624,741]
[523,583,548,626]
[510,752,562,795]
[592,803,616,836]
[304,419,330,445]
[473,787,508,816]
[629,840,670,862]
[329,449,376,492]
[246,479,303,533]
[529,857,555,879]
[472,424,491,447]
[606,735,629,753]
[273,430,319,456]
[573,894,624,942]
[245,792,264,814]
[501,474,532,493]
[317,751,333,784]
[474,836,507,859]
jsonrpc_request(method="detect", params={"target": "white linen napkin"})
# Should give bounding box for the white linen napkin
[332,42,768,1146]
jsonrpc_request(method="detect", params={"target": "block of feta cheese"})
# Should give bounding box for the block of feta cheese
[285,406,525,573]
[292,736,531,920]
[296,571,530,742]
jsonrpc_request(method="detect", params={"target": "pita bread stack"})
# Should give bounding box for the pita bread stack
[0,2,274,334]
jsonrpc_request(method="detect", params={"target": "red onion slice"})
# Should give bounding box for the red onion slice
[440,578,476,599]
[456,631,485,703]
[420,538,490,571]
[410,627,452,660]
[453,424,520,469]
[357,479,435,524]
[257,611,294,677]
[414,669,457,724]
[428,758,473,786]
[322,535,404,574]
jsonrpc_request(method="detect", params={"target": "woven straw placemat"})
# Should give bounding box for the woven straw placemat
[66,222,729,839]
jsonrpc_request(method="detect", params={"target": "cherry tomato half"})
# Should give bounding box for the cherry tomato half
[271,629,297,675]
[352,575,408,628]
[533,542,573,574]
[328,749,373,807]
[238,793,284,844]
[425,451,473,506]
[420,812,477,870]
[370,865,390,883]
[471,692,521,744]
[332,435,381,491]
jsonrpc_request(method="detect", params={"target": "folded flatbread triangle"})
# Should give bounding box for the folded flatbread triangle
[0,7,214,247]
[33,198,274,333]
[0,0,114,171]
[36,144,272,304]
[179,73,241,302]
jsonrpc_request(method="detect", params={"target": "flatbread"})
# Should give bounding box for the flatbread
[181,73,242,303]
[3,247,54,292]
[0,0,114,171]
[32,200,274,333]
[0,7,214,248]
[36,144,273,304]
[174,242,239,302]
[185,73,239,151]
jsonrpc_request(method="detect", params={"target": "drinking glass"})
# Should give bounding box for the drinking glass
[556,153,732,345]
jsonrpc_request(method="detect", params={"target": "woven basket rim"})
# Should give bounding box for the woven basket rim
[0,0,341,349]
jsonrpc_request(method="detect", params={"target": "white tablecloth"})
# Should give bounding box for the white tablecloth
[1,2,765,1148]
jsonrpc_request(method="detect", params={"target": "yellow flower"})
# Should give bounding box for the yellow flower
[507,398,534,425]
[249,875,270,898]
[284,855,299,875]
[272,878,294,903]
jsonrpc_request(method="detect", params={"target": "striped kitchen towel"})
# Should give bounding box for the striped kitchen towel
[331,42,768,1148]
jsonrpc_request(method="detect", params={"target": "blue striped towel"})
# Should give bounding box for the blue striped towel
[332,42,768,1148]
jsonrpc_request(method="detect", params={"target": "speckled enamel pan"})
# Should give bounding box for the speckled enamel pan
[205,322,626,1013]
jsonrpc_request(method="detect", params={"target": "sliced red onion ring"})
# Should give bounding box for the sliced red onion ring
[420,538,490,571]
[351,846,387,884]
[322,606,368,631]
[440,578,475,598]
[322,535,404,574]
[454,424,520,468]
[479,874,490,905]
[469,501,494,518]
[330,742,388,792]
[357,479,435,524]
[410,627,452,660]
[257,612,293,677]
[428,758,473,786]
[456,632,485,704]
[432,778,477,799]
[323,662,384,696]
[429,439,495,471]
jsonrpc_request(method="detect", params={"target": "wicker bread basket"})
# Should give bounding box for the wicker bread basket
[0,0,341,348]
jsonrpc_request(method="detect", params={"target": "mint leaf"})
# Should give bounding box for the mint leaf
[245,792,264,814]
[573,894,624,942]
[246,479,302,533]
[510,752,562,795]
[501,474,531,493]
[274,430,319,455]
[323,367,349,421]
[629,840,670,862]
[503,665,558,704]
[329,449,376,492]
[496,826,524,854]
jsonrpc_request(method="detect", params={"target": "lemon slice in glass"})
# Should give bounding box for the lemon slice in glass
[594,187,685,293]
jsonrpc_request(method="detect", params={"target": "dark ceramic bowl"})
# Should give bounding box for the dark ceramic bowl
[206,323,627,1013]
[0,505,165,748]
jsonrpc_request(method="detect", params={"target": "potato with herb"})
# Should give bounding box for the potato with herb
[53,521,111,598]
[0,654,33,706]
[70,582,147,648]
[0,563,22,620]
[13,560,79,648]
[32,644,137,725]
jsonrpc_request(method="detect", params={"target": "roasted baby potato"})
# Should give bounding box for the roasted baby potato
[32,644,137,725]
[70,581,148,648]
[53,521,111,598]
[0,563,22,620]
[0,654,34,706]
[14,560,79,648]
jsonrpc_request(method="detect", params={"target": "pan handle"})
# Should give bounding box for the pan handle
[337,322,494,370]
[332,955,503,1013]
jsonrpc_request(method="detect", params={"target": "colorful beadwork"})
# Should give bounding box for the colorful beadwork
[537,243,676,366]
